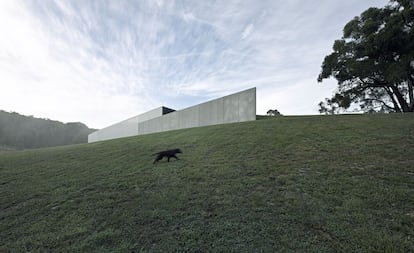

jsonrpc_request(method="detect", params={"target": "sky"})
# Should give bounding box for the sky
[0,0,390,129]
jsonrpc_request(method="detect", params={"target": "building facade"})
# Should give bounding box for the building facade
[88,87,256,142]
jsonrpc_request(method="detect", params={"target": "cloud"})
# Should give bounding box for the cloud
[182,12,195,23]
[0,0,390,128]
[241,23,254,39]
[0,1,163,128]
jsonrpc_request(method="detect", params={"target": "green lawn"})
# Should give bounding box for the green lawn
[1,114,413,252]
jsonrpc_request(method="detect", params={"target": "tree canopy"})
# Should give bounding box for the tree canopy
[318,0,414,113]
[266,109,282,116]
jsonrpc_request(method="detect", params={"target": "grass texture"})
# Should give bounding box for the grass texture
[1,114,413,252]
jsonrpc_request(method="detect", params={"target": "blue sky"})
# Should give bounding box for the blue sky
[0,0,389,129]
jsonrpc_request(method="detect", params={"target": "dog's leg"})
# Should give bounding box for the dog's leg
[153,155,161,164]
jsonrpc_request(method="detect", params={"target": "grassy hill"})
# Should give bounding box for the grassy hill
[1,114,413,252]
[0,110,95,150]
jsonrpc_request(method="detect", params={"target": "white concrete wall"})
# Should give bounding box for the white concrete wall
[87,115,138,143]
[88,88,256,142]
[88,107,169,143]
[138,87,256,135]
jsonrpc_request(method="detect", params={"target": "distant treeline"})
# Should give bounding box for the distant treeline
[0,110,96,150]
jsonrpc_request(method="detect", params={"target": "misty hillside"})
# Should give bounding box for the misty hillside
[0,110,95,150]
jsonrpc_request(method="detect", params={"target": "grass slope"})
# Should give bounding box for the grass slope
[1,114,414,252]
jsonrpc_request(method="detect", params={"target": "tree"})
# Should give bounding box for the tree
[318,0,414,113]
[267,109,282,116]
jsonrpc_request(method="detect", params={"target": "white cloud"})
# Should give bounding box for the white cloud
[241,23,254,39]
[182,12,195,23]
[0,1,164,128]
[0,0,390,128]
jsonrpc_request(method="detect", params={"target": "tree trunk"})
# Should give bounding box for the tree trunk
[391,85,410,112]
[408,77,414,111]
[385,87,402,112]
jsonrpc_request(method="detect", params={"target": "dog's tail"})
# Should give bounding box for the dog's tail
[151,152,161,156]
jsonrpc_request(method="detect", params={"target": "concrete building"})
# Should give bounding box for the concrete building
[88,87,256,143]
[88,106,174,142]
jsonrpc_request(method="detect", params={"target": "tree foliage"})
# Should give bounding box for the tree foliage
[0,110,95,150]
[318,0,414,113]
[266,109,282,116]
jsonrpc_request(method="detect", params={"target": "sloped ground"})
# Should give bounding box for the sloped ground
[1,114,413,252]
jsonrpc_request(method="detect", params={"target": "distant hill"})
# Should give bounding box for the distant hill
[0,110,96,150]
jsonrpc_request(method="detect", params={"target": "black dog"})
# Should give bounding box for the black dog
[153,148,182,164]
